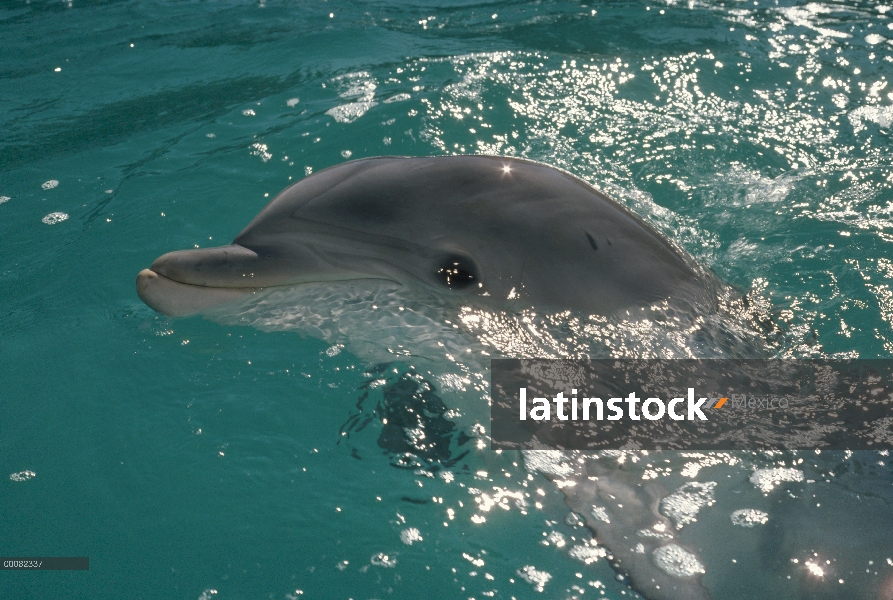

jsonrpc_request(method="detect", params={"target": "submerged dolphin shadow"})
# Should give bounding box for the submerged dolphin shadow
[338,363,474,472]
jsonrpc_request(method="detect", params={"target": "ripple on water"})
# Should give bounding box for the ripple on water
[660,482,717,529]
[249,142,271,162]
[9,470,36,481]
[383,93,411,103]
[326,71,378,123]
[568,543,607,565]
[653,544,706,577]
[749,468,805,494]
[590,505,611,524]
[730,508,769,527]
[849,105,893,133]
[370,552,396,567]
[521,449,575,478]
[326,101,377,124]
[399,527,422,545]
[517,565,551,592]
[41,212,68,225]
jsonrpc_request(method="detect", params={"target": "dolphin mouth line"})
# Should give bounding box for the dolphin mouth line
[141,268,243,289]
[137,267,405,317]
[142,268,404,290]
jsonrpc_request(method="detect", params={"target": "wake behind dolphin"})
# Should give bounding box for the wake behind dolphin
[137,155,716,318]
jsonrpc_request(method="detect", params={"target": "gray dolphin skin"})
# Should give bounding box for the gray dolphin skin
[136,155,712,317]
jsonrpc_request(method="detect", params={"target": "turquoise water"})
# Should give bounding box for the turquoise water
[2,1,893,599]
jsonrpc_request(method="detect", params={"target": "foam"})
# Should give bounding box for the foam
[517,565,551,591]
[660,482,716,528]
[749,468,804,493]
[653,544,706,577]
[730,508,769,527]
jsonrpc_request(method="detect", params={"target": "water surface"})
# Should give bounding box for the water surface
[2,1,893,599]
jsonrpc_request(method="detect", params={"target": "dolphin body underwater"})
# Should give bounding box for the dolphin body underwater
[136,156,893,600]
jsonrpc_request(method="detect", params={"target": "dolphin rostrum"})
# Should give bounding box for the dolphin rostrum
[137,155,713,317]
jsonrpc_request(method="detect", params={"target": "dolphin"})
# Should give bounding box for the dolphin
[136,155,713,317]
[135,155,723,600]
[134,156,893,600]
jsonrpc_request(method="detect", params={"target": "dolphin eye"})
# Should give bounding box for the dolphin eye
[436,257,477,290]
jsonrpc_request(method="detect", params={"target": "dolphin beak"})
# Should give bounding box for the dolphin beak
[149,244,269,288]
[136,268,253,317]
[137,244,266,316]
[137,242,401,316]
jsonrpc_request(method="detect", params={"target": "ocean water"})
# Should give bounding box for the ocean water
[2,1,893,599]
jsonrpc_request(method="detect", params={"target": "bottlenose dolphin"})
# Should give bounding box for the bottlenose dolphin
[137,155,713,317]
[136,155,724,600]
[135,156,893,600]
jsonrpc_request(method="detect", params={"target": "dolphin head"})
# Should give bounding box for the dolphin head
[137,156,710,317]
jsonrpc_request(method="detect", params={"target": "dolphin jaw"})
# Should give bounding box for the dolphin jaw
[136,268,257,317]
